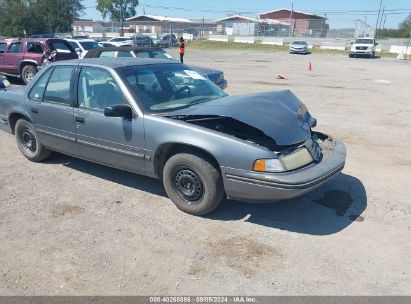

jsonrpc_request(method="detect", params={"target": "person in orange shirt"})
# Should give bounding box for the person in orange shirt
[178,37,185,63]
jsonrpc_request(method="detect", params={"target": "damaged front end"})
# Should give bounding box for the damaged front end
[165,90,324,172]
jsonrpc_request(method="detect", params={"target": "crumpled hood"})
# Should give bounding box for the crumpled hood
[169,90,313,146]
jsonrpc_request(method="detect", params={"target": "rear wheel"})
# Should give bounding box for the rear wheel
[163,153,224,216]
[21,65,37,85]
[15,119,51,162]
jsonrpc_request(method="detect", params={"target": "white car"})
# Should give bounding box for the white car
[67,39,102,58]
[289,40,309,55]
[349,38,378,58]
[100,37,134,47]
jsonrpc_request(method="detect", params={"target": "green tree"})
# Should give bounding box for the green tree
[96,0,139,36]
[399,13,411,36]
[0,0,83,37]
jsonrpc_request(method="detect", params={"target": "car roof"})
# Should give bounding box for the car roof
[67,38,96,42]
[52,57,178,68]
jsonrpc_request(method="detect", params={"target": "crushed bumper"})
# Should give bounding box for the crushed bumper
[221,136,346,202]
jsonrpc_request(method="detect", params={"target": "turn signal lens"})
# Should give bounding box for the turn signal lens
[253,159,285,172]
[253,159,266,172]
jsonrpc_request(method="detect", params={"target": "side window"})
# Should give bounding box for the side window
[43,66,75,105]
[8,42,22,53]
[28,67,54,101]
[78,67,127,111]
[99,51,116,58]
[69,41,78,50]
[27,42,43,54]
[135,51,149,58]
[118,51,133,58]
[0,43,6,53]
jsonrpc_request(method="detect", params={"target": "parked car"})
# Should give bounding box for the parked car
[84,47,228,89]
[133,36,153,47]
[349,38,378,58]
[100,37,133,47]
[289,40,310,54]
[0,38,78,84]
[0,58,346,216]
[67,39,102,58]
[153,34,177,48]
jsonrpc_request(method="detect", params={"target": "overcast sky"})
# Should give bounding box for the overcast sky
[82,0,411,29]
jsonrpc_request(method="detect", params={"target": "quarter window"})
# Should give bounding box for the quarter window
[77,67,127,111]
[28,67,54,101]
[43,66,75,105]
[0,43,6,53]
[8,42,22,53]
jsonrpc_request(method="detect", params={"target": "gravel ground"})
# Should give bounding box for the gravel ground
[0,50,410,295]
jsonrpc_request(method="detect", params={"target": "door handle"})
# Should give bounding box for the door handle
[31,108,39,114]
[75,117,85,124]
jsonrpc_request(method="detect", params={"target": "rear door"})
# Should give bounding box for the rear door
[28,65,78,155]
[3,42,23,74]
[73,66,146,173]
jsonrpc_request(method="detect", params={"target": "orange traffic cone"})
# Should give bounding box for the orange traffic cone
[308,62,312,71]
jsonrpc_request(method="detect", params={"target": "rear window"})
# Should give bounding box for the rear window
[49,41,72,52]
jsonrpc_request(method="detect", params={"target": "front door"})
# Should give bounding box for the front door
[74,66,146,173]
[4,42,23,74]
[28,65,78,155]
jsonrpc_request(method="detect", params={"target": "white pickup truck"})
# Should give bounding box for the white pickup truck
[349,38,378,58]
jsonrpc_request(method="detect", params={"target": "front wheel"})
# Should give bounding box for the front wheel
[21,65,37,85]
[163,153,224,216]
[15,119,51,162]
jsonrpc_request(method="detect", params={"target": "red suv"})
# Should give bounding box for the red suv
[0,38,78,84]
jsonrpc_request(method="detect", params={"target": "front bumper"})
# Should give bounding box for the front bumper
[221,136,346,202]
[289,48,308,54]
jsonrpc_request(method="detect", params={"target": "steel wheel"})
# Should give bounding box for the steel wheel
[173,167,204,205]
[18,126,37,155]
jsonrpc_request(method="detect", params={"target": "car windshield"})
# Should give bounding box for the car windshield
[355,39,374,44]
[117,64,227,113]
[134,50,174,60]
[79,41,101,50]
[292,41,307,45]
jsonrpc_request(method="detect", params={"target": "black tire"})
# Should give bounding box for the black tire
[15,119,51,162]
[163,153,224,216]
[349,54,353,58]
[21,65,37,85]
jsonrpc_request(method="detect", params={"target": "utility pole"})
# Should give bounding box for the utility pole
[289,3,293,37]
[375,0,383,38]
[377,6,385,38]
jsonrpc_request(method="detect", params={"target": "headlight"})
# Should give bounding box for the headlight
[253,159,285,173]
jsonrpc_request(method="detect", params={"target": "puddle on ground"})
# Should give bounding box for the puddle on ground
[313,190,353,216]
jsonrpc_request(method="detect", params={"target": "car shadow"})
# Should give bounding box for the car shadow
[207,173,367,235]
[44,153,366,235]
[6,76,25,85]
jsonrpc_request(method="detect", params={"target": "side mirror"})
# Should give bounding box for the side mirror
[0,76,11,90]
[350,41,354,44]
[104,104,133,120]
[75,48,81,53]
[375,42,378,46]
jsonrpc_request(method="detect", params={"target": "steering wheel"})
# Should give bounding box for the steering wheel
[175,86,191,98]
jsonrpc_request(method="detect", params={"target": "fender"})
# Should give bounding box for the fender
[20,59,40,71]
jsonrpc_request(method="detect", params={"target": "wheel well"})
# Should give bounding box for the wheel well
[154,143,220,179]
[9,113,30,134]
[20,62,37,74]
